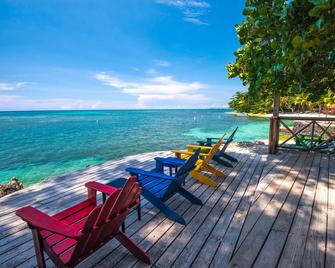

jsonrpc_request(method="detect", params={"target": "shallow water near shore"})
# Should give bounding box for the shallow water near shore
[0,109,269,186]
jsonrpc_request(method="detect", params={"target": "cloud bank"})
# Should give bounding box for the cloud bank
[95,72,211,108]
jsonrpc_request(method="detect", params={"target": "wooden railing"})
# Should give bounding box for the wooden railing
[268,115,335,154]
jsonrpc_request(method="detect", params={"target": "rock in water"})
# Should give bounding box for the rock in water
[0,177,24,198]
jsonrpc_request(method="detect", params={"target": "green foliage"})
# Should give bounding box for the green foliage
[227,0,335,113]
[229,89,335,114]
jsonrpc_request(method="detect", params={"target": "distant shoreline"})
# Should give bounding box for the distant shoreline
[0,108,232,113]
[224,111,269,118]
[225,111,335,119]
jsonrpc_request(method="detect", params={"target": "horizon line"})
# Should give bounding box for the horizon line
[0,107,232,113]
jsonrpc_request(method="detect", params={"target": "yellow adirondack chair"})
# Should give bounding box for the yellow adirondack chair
[172,135,225,187]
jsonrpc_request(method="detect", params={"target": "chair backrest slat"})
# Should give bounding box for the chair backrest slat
[175,149,199,184]
[203,135,225,165]
[81,206,102,233]
[95,190,120,226]
[70,205,103,261]
[219,127,238,155]
[108,176,140,219]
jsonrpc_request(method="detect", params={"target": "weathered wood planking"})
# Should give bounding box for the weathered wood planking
[327,154,335,268]
[208,155,266,267]
[253,152,315,267]
[277,153,322,268]
[188,155,263,268]
[302,153,329,268]
[228,151,309,267]
[234,151,301,251]
[0,147,333,268]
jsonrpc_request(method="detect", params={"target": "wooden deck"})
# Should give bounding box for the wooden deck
[0,147,334,268]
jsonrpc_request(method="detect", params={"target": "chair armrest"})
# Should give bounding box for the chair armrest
[196,140,215,145]
[85,181,120,196]
[207,137,220,141]
[16,206,82,239]
[187,144,212,150]
[126,168,175,181]
[172,149,195,156]
[172,150,209,157]
[154,157,185,167]
[208,137,229,141]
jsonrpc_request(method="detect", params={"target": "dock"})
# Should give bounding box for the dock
[0,146,334,267]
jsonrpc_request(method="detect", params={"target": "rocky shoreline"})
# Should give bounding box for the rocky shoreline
[0,177,24,198]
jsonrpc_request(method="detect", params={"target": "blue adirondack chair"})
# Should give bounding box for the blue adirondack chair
[196,127,238,167]
[126,149,202,225]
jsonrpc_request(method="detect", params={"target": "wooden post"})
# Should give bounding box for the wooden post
[269,92,280,154]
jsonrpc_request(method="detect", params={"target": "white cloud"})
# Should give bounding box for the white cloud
[154,60,171,67]
[155,0,210,25]
[95,72,211,108]
[146,68,157,74]
[0,82,29,91]
[155,0,210,8]
[0,95,132,111]
[94,73,138,88]
[183,17,208,25]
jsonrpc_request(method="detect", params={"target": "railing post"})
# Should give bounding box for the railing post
[269,92,280,154]
[269,116,279,154]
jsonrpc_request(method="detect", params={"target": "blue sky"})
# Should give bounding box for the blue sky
[0,0,246,110]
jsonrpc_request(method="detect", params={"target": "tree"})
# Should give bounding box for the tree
[227,0,335,113]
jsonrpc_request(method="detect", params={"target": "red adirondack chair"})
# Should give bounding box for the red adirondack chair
[16,176,151,268]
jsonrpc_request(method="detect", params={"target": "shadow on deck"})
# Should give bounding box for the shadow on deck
[0,147,334,268]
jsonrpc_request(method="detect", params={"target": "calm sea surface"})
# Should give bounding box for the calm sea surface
[0,109,269,186]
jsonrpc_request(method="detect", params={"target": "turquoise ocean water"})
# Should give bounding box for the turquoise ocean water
[0,109,269,186]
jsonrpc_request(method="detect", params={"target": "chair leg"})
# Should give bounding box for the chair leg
[31,229,46,268]
[141,190,186,225]
[213,155,234,168]
[189,170,217,187]
[221,152,238,162]
[177,187,203,205]
[203,164,225,178]
[137,198,141,221]
[115,232,151,264]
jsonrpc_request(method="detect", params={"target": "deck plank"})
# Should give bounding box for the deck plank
[253,152,315,267]
[277,153,322,268]
[326,154,335,268]
[234,152,301,250]
[301,153,329,268]
[188,156,262,267]
[228,151,308,267]
[208,155,266,267]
